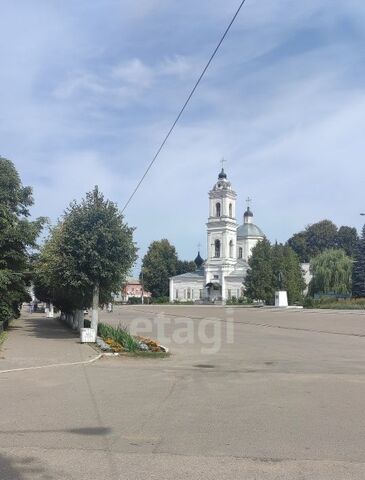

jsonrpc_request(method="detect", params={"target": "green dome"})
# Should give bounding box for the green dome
[237,223,264,238]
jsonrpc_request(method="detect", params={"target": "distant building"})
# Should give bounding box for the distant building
[169,168,265,303]
[114,277,151,303]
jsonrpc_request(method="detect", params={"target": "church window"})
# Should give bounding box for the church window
[229,240,234,257]
[238,247,243,259]
[214,240,221,258]
[199,289,203,299]
[216,202,221,217]
[175,289,179,300]
[213,275,219,280]
[229,203,232,217]
[228,289,232,299]
[187,288,191,300]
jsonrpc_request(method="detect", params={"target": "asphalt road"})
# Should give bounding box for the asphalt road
[1,305,365,479]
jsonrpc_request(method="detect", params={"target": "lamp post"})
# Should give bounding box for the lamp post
[141,268,144,305]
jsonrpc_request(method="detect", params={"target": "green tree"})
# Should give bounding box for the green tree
[305,220,338,258]
[245,241,305,305]
[176,260,196,275]
[141,239,178,298]
[34,187,137,331]
[287,220,358,262]
[0,157,45,323]
[337,226,359,257]
[245,238,275,304]
[287,231,309,262]
[270,243,305,303]
[281,245,306,303]
[309,249,352,296]
[352,225,365,298]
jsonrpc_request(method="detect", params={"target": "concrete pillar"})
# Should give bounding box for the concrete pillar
[275,291,288,307]
[169,278,174,303]
[221,274,226,304]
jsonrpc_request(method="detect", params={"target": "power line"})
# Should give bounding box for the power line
[121,0,247,213]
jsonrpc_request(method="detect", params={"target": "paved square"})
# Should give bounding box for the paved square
[1,306,365,479]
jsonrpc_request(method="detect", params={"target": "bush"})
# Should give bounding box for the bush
[128,297,142,305]
[151,296,170,304]
[226,296,253,305]
[304,296,365,310]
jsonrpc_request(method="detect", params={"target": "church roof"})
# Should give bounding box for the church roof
[244,206,253,217]
[218,168,227,179]
[194,251,204,268]
[237,223,264,238]
[171,270,205,280]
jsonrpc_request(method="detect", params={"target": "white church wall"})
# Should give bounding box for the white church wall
[224,279,244,299]
[171,278,205,302]
[243,237,260,261]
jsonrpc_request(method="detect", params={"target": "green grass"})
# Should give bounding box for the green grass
[0,331,8,350]
[98,322,141,352]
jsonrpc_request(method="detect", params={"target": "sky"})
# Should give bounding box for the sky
[1,0,365,271]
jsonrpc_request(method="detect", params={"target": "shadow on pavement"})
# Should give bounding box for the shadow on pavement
[0,427,112,436]
[18,316,78,340]
[0,452,51,480]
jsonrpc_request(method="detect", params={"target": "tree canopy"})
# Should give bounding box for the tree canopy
[141,240,196,298]
[352,225,365,298]
[287,220,358,262]
[0,157,45,322]
[34,187,137,319]
[245,239,305,305]
[309,249,352,296]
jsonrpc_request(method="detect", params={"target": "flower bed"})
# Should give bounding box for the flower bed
[97,322,168,354]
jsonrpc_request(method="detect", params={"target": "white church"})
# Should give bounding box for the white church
[169,168,265,303]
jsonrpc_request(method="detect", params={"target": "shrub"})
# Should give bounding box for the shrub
[304,296,365,310]
[151,296,170,304]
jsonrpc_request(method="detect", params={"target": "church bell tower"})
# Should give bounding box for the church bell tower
[205,167,237,301]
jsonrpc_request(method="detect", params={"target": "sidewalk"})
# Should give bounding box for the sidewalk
[0,312,97,371]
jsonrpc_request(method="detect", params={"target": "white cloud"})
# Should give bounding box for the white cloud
[113,58,154,88]
[2,0,365,267]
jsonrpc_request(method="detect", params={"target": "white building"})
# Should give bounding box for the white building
[169,168,264,303]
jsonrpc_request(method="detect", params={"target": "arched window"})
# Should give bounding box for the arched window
[229,240,234,257]
[216,202,221,217]
[239,247,243,259]
[214,239,221,258]
[229,203,233,217]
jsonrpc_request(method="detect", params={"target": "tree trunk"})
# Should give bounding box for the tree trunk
[72,311,78,330]
[91,282,99,336]
[76,309,84,331]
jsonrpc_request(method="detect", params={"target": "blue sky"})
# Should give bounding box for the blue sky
[1,0,365,269]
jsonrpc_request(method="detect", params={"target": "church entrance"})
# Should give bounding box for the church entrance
[206,282,222,302]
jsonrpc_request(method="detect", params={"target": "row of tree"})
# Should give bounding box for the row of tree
[1,157,138,331]
[33,187,137,331]
[245,224,365,301]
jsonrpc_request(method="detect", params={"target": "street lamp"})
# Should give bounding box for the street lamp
[141,268,144,305]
